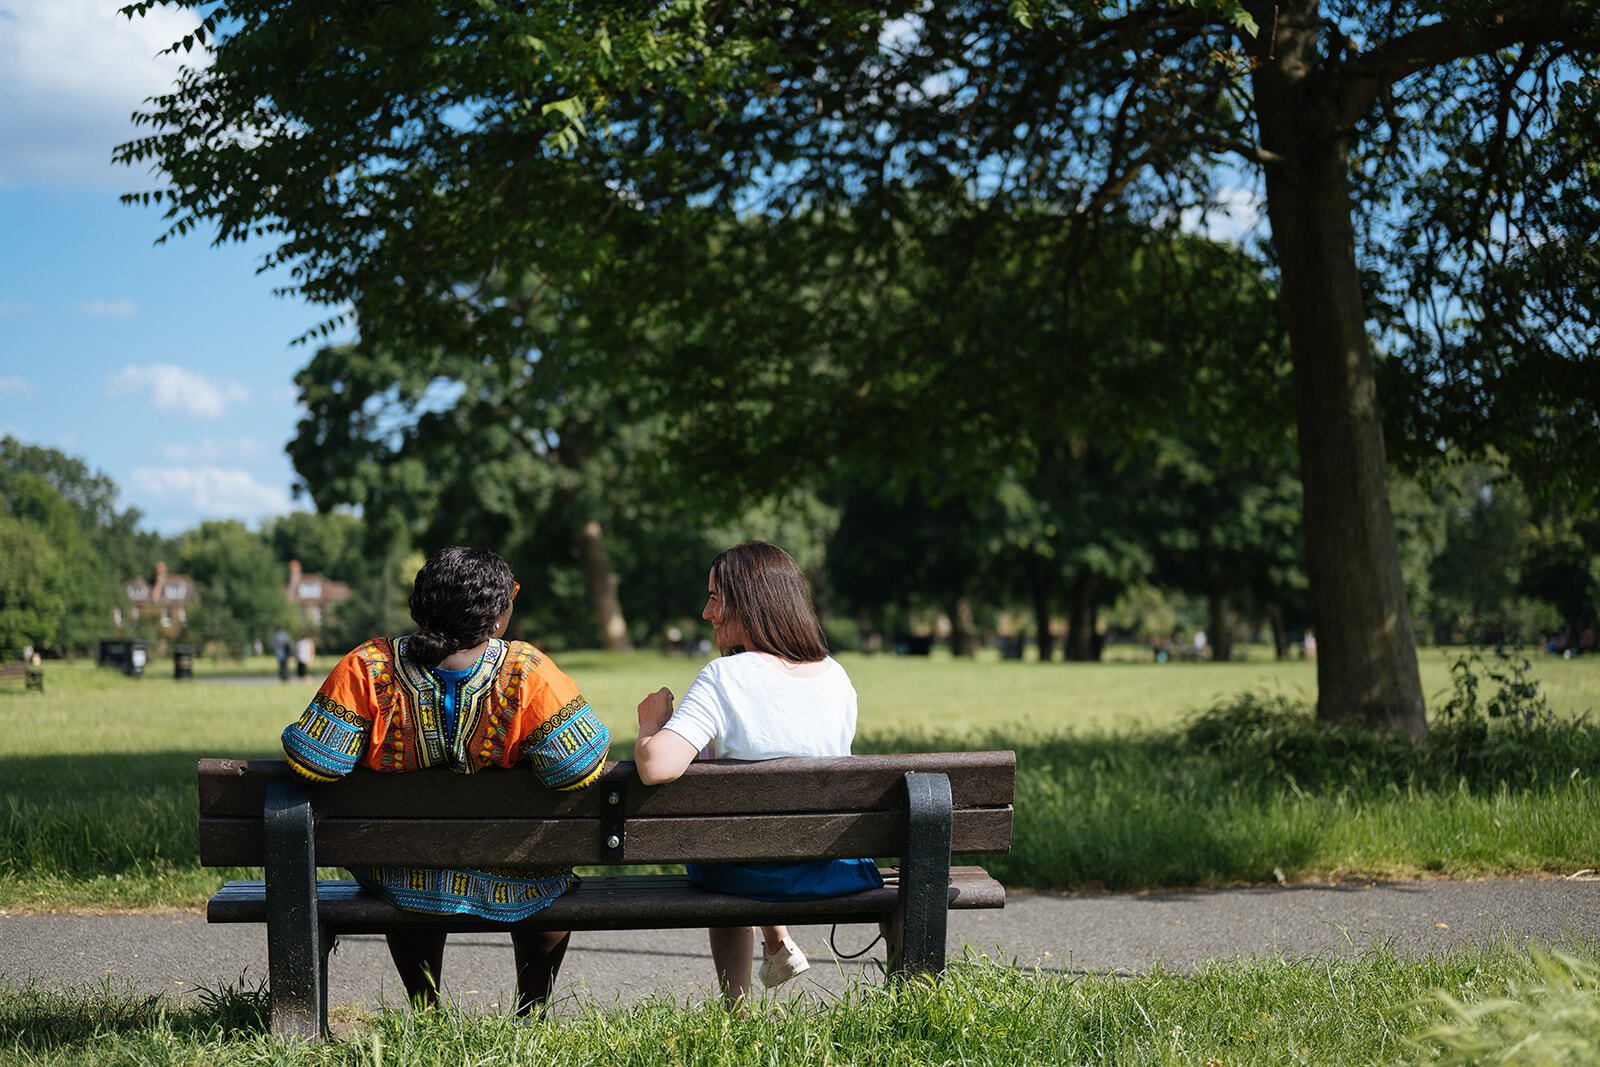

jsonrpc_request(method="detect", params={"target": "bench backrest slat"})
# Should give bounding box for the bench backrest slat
[199,808,1014,867]
[197,753,1014,868]
[198,753,1013,818]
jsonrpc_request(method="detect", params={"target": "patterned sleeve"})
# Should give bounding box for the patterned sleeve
[281,650,375,782]
[517,656,611,792]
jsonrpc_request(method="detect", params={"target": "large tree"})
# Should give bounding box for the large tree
[121,1,1600,733]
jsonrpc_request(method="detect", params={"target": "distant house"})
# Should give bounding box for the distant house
[117,560,200,634]
[285,559,352,629]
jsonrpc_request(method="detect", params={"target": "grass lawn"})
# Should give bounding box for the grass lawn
[2,648,1598,909]
[5,948,1599,1065]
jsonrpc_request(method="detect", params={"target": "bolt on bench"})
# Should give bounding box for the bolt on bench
[198,751,1015,1039]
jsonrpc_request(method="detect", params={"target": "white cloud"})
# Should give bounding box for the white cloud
[1180,187,1264,245]
[79,298,139,318]
[156,436,268,462]
[130,465,292,521]
[108,363,248,419]
[879,12,924,52]
[0,0,204,188]
[0,377,32,395]
[0,300,31,318]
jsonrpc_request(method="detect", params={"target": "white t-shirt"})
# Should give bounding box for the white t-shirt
[662,652,858,760]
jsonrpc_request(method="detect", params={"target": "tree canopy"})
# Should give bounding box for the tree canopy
[119,0,1600,731]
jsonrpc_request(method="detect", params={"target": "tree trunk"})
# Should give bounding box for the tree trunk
[577,518,634,652]
[1029,554,1055,663]
[1268,604,1290,661]
[947,596,977,657]
[554,418,634,654]
[1063,571,1098,661]
[1207,591,1233,663]
[1252,5,1426,736]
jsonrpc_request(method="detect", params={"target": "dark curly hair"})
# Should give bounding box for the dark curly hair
[406,546,516,668]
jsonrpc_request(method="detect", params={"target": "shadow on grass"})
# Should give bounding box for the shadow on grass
[858,693,1600,890]
[0,750,214,881]
[0,977,268,1052]
[7,695,1600,896]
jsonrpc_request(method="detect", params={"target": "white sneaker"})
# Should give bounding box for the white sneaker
[759,936,810,989]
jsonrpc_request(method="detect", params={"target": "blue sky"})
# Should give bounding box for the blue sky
[0,0,352,534]
[0,3,1264,537]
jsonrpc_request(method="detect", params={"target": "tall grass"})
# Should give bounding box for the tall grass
[1422,951,1600,1063]
[1,949,1588,1065]
[853,690,1600,890]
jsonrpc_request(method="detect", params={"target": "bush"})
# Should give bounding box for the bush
[859,678,1600,890]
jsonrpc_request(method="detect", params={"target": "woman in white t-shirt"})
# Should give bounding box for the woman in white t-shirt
[635,541,882,1002]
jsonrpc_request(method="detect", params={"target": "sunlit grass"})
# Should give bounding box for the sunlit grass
[2,650,1597,909]
[3,948,1592,1065]
[15,644,1599,752]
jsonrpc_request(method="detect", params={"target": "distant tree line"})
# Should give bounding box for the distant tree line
[0,437,406,659]
[1,432,1592,662]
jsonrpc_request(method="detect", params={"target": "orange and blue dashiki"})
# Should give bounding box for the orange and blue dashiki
[281,636,611,921]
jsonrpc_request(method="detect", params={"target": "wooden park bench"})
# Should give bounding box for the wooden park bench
[0,662,43,693]
[198,751,1015,1039]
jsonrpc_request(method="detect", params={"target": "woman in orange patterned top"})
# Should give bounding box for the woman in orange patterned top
[281,545,610,1015]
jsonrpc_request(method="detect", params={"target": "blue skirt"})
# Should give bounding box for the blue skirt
[685,858,884,902]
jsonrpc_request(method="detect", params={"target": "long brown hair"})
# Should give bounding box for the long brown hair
[710,542,829,663]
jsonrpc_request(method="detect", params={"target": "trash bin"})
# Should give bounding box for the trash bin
[98,638,128,670]
[173,644,194,680]
[126,641,147,678]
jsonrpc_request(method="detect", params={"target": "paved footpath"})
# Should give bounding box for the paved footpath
[3,879,1596,1016]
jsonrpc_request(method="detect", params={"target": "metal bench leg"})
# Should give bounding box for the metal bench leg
[320,929,336,1030]
[264,780,326,1040]
[888,771,953,979]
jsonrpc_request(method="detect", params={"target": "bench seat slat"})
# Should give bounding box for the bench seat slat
[198,753,1016,819]
[199,806,1013,867]
[208,868,1004,933]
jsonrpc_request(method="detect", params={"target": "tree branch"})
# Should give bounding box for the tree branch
[1046,5,1233,52]
[1336,1,1597,125]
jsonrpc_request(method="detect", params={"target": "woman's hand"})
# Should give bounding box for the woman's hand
[636,687,674,737]
[634,687,696,786]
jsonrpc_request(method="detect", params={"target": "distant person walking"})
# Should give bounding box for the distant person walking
[294,633,315,679]
[271,627,292,682]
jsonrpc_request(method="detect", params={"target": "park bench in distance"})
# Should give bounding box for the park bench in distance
[198,752,1015,1040]
[0,662,43,693]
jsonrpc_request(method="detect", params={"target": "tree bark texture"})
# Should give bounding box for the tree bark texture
[1251,2,1427,736]
[577,519,634,652]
